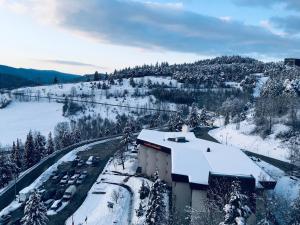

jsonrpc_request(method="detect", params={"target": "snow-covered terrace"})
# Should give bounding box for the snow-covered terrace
[137,129,276,189]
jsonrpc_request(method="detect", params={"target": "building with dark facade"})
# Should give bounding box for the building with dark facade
[284,58,300,67]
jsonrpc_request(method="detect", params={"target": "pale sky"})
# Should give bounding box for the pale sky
[0,0,300,74]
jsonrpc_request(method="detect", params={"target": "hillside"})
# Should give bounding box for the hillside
[0,64,83,89]
[0,73,37,89]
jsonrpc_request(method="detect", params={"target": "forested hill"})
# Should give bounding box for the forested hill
[0,64,83,89]
[112,56,279,88]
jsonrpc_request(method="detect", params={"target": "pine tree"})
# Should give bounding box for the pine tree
[46,132,55,155]
[188,103,200,128]
[24,131,35,169]
[219,181,252,225]
[139,180,150,200]
[22,191,48,225]
[0,152,17,188]
[199,107,210,126]
[136,202,145,218]
[118,123,133,169]
[145,171,167,225]
[11,140,22,174]
[168,111,184,131]
[290,190,300,225]
[34,132,46,162]
[120,123,133,152]
[11,141,16,163]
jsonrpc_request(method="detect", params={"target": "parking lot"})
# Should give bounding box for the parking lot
[5,138,121,225]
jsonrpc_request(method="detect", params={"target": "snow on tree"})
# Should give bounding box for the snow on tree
[22,191,48,225]
[34,132,46,162]
[219,181,252,225]
[136,202,145,218]
[187,103,200,128]
[24,131,35,169]
[145,171,167,225]
[199,107,210,126]
[0,93,12,108]
[117,122,134,169]
[168,111,184,131]
[11,139,22,174]
[139,180,150,200]
[0,151,17,188]
[120,122,133,151]
[290,190,300,225]
[46,132,55,155]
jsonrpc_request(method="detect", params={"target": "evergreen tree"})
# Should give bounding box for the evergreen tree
[168,111,184,131]
[188,103,200,128]
[136,202,145,218]
[24,131,35,169]
[199,107,210,126]
[94,71,100,81]
[46,132,55,155]
[118,123,133,169]
[11,140,22,174]
[145,171,167,225]
[22,191,48,225]
[0,151,17,188]
[120,123,133,152]
[11,141,16,163]
[34,132,46,162]
[139,180,150,200]
[290,190,300,225]
[219,181,252,225]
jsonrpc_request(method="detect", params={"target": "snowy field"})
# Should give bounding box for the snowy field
[209,119,290,161]
[0,101,67,146]
[1,76,177,147]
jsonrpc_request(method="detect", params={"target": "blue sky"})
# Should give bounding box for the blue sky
[0,0,300,74]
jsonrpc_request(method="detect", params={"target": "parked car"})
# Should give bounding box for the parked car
[63,185,77,201]
[76,174,87,185]
[44,199,55,209]
[60,175,69,185]
[77,160,84,167]
[86,156,94,165]
[68,174,79,185]
[0,214,11,225]
[50,200,62,211]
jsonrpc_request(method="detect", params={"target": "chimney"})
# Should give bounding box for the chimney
[182,124,190,133]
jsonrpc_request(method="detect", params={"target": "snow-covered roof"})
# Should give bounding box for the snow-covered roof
[137,129,275,188]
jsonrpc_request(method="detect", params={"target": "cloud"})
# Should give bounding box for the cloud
[271,16,300,35]
[2,0,300,57]
[233,0,300,11]
[40,59,103,68]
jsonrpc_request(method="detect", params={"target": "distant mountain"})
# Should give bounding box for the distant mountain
[0,64,83,89]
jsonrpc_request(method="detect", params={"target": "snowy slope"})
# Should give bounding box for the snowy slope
[209,119,291,161]
[0,101,67,146]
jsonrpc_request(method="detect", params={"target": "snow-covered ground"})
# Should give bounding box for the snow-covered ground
[253,75,269,98]
[209,118,291,161]
[0,137,120,217]
[251,156,300,204]
[0,101,67,146]
[66,149,163,225]
[1,76,176,146]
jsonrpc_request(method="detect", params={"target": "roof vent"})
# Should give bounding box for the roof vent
[207,147,211,152]
[167,137,188,143]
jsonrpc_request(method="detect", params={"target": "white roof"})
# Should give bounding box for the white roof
[137,129,275,187]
